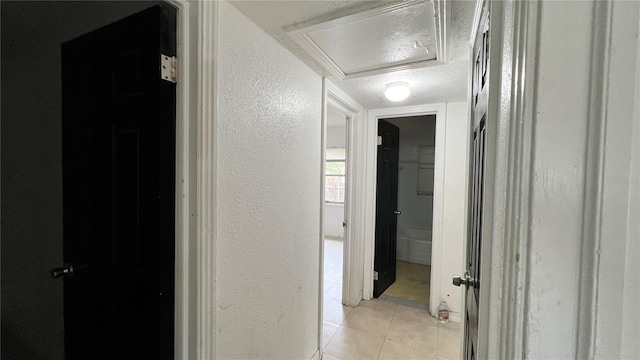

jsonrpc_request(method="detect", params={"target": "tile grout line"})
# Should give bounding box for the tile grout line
[376,302,399,360]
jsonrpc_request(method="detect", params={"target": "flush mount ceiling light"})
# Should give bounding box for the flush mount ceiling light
[384,82,411,102]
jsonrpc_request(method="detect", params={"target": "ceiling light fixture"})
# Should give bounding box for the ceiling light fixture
[384,82,410,102]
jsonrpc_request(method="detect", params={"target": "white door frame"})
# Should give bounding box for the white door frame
[363,104,447,317]
[166,0,218,359]
[322,80,366,308]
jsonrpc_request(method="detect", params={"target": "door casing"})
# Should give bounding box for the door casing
[364,104,449,317]
[161,0,219,358]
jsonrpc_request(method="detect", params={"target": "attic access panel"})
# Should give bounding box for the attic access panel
[288,0,449,79]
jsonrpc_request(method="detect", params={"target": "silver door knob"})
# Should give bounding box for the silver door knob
[394,210,402,215]
[453,272,477,287]
[51,264,74,279]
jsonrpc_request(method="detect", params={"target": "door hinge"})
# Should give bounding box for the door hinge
[377,135,383,146]
[373,271,379,281]
[161,54,177,83]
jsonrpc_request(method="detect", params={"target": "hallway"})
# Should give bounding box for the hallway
[323,238,459,359]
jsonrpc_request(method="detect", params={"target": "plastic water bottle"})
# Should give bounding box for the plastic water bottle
[437,294,450,323]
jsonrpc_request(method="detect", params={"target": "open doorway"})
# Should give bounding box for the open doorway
[322,105,348,323]
[364,103,469,323]
[376,115,436,311]
[0,1,202,358]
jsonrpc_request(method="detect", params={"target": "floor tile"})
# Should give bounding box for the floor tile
[324,326,385,360]
[325,267,344,284]
[324,283,342,301]
[323,298,353,325]
[395,304,438,325]
[438,320,460,332]
[322,353,341,360]
[324,282,336,295]
[378,340,439,360]
[385,316,438,355]
[357,298,398,316]
[343,306,394,339]
[323,321,340,349]
[437,328,461,360]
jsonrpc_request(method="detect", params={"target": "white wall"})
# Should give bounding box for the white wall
[438,102,469,318]
[326,125,347,149]
[216,2,322,359]
[0,2,161,359]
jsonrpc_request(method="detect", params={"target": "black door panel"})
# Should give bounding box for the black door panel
[62,5,176,359]
[374,120,400,297]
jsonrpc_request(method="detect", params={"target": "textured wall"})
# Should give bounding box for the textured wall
[0,2,160,359]
[216,2,322,359]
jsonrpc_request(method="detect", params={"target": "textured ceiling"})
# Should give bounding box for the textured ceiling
[231,0,476,109]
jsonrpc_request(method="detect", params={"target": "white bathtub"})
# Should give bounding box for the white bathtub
[396,226,432,265]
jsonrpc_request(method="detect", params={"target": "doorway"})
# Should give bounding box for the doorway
[0,1,200,358]
[364,104,455,319]
[61,5,176,358]
[322,104,349,322]
[375,115,436,310]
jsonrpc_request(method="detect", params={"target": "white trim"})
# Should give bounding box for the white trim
[287,0,449,80]
[491,1,539,358]
[163,0,200,358]
[195,0,219,359]
[325,81,366,308]
[318,78,328,360]
[580,2,640,358]
[166,1,219,358]
[575,1,612,358]
[363,104,447,314]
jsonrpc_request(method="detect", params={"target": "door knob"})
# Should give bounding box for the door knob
[394,210,402,215]
[453,272,477,287]
[51,264,74,279]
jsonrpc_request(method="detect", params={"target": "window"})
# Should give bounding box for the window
[325,160,345,204]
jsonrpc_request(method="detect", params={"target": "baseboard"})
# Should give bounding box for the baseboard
[449,311,462,324]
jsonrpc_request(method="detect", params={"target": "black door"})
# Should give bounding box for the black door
[61,5,176,359]
[374,120,400,297]
[456,4,490,360]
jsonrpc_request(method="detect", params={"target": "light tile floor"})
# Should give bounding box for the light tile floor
[323,238,460,360]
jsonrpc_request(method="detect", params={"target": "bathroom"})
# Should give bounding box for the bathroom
[382,115,436,306]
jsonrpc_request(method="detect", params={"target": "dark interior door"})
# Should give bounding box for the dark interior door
[458,5,491,360]
[61,5,176,359]
[374,119,400,298]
